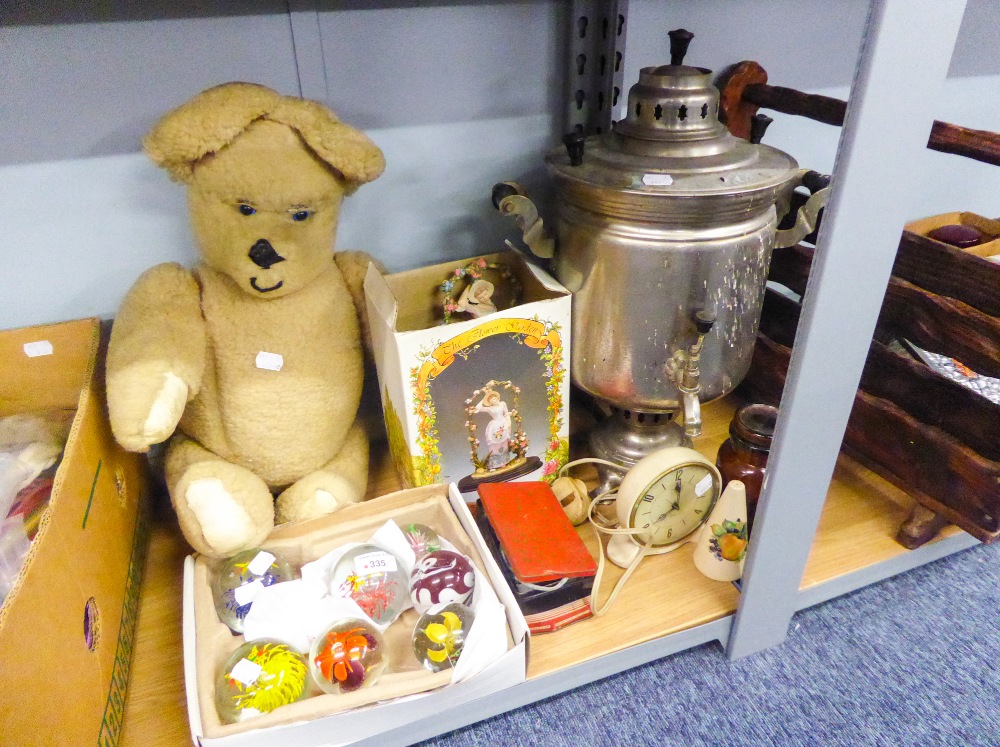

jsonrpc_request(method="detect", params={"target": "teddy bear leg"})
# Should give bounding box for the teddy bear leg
[165,436,275,558]
[275,422,369,524]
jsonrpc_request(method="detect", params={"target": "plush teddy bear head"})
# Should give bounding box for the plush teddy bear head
[144,82,384,299]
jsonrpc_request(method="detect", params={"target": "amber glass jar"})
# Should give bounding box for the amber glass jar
[716,403,777,532]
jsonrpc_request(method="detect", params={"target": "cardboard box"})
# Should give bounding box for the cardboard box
[365,252,572,495]
[183,483,528,746]
[0,318,150,746]
[905,211,1000,261]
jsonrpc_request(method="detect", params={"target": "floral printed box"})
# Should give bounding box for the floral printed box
[364,252,571,497]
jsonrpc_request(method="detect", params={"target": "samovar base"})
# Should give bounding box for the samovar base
[587,406,692,500]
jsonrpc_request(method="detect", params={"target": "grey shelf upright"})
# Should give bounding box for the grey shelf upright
[729,0,975,658]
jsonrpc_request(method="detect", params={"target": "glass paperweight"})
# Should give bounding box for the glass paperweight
[215,638,308,724]
[412,602,475,672]
[402,523,442,559]
[330,544,408,624]
[410,549,475,614]
[309,617,386,694]
[212,548,297,634]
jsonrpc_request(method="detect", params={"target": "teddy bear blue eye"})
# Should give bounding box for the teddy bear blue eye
[292,210,311,222]
[238,204,256,216]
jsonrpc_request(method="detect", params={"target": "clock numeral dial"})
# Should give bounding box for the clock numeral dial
[629,461,718,547]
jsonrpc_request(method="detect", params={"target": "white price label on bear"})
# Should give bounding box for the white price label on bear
[23,340,53,357]
[355,551,397,575]
[255,351,284,371]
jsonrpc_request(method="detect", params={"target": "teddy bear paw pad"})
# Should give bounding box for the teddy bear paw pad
[185,477,258,556]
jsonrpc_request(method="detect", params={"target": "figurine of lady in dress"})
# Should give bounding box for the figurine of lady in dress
[474,388,512,470]
[454,278,497,319]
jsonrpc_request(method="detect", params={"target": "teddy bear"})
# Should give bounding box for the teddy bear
[106,82,385,558]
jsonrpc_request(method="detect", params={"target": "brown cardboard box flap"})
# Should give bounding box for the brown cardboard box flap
[0,318,150,746]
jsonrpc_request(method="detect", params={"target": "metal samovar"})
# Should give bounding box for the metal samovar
[496,30,827,493]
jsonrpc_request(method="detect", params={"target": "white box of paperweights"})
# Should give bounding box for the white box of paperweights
[181,482,529,746]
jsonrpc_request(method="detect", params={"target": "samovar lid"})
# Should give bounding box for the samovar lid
[547,30,798,200]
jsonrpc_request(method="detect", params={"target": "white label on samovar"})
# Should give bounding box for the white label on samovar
[642,173,674,186]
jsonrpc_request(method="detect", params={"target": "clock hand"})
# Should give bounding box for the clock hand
[673,472,686,509]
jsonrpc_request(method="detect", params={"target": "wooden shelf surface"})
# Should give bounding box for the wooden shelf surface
[120,396,972,746]
[801,453,965,595]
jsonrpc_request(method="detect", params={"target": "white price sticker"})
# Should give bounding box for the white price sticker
[233,579,265,607]
[23,340,53,357]
[695,473,714,498]
[355,551,397,575]
[229,658,263,687]
[255,351,284,371]
[247,551,276,576]
[642,173,674,186]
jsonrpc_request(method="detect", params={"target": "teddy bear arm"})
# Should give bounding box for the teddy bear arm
[334,251,385,356]
[107,263,207,452]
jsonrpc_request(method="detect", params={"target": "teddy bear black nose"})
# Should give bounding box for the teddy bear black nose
[248,239,286,269]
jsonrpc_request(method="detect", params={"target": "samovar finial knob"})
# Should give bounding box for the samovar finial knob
[749,113,774,144]
[668,28,694,66]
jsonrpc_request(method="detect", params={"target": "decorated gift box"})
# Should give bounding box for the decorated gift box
[364,252,571,495]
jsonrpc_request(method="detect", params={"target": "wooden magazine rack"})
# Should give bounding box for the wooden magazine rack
[716,61,1000,549]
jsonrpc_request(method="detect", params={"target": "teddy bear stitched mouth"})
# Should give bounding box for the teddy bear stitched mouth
[250,277,284,293]
[248,239,286,292]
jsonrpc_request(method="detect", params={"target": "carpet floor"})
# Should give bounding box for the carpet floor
[419,542,1000,747]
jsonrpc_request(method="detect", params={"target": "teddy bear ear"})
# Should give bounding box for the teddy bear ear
[143,82,284,182]
[267,98,386,189]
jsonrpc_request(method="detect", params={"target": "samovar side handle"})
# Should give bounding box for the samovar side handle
[774,169,832,250]
[491,181,556,259]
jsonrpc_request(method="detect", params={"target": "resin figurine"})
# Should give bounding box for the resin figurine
[439,257,521,324]
[455,379,541,493]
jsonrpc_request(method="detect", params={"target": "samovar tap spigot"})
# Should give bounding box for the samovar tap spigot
[674,310,716,438]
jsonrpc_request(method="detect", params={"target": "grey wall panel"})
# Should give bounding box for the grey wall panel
[949,0,1000,78]
[0,1,285,25]
[313,1,566,130]
[621,0,868,113]
[0,12,299,166]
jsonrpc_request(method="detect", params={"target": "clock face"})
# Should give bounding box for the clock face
[629,462,718,547]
